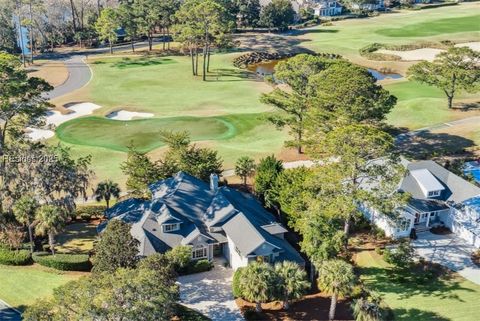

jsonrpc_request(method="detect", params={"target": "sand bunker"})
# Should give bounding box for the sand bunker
[106,110,154,121]
[28,102,102,141]
[455,42,480,51]
[377,42,480,62]
[377,48,444,62]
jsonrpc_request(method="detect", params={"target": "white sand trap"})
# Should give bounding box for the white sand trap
[455,42,480,51]
[26,128,55,141]
[46,102,102,126]
[106,110,154,121]
[27,102,102,141]
[377,48,444,62]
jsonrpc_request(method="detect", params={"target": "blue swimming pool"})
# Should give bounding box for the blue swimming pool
[464,161,480,183]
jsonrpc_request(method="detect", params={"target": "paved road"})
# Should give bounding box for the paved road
[413,232,480,285]
[44,55,91,100]
[0,299,21,321]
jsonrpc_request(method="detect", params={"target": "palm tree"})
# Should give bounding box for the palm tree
[94,180,121,209]
[235,156,256,187]
[12,195,39,253]
[35,205,67,255]
[239,261,275,312]
[352,292,383,321]
[317,259,356,321]
[274,261,309,310]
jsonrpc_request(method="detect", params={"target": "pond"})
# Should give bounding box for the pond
[246,60,404,81]
[464,161,480,184]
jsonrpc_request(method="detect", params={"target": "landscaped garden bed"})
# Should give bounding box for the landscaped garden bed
[430,226,452,235]
[472,250,480,267]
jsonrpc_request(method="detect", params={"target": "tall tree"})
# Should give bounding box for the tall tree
[352,295,383,321]
[274,261,309,310]
[133,0,161,51]
[95,7,118,54]
[94,180,121,209]
[317,259,356,321]
[118,2,139,52]
[238,261,276,312]
[408,47,480,109]
[0,52,51,155]
[121,146,161,198]
[259,0,294,32]
[92,220,139,273]
[261,54,336,153]
[254,155,283,204]
[236,0,261,29]
[35,205,67,255]
[307,124,404,247]
[12,194,39,253]
[174,0,231,80]
[235,156,256,187]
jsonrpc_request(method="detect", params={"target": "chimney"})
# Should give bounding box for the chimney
[210,173,219,192]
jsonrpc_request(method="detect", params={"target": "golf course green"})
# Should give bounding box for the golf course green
[52,2,480,185]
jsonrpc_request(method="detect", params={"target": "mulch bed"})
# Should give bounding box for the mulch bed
[236,292,354,321]
[430,226,452,235]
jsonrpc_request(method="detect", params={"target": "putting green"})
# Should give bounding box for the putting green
[376,15,480,37]
[56,113,267,153]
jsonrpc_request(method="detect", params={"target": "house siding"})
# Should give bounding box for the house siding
[226,236,249,270]
[360,204,413,239]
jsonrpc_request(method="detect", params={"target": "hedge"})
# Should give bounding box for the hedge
[0,248,32,266]
[76,205,106,220]
[32,252,92,271]
[179,259,213,275]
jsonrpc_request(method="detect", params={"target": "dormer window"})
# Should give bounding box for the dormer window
[428,190,441,197]
[410,169,445,198]
[163,223,180,232]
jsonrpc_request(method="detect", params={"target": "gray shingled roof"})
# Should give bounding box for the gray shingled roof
[400,160,480,204]
[103,172,304,265]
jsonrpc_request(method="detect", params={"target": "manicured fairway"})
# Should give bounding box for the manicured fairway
[88,54,270,117]
[355,250,480,321]
[376,14,480,37]
[0,265,80,310]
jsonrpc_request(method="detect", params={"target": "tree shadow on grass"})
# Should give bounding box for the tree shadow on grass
[207,68,260,82]
[396,132,476,160]
[360,266,475,301]
[111,57,176,69]
[393,308,452,321]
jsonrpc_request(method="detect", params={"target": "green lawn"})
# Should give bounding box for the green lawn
[49,3,480,184]
[0,264,80,311]
[355,250,480,321]
[55,221,98,254]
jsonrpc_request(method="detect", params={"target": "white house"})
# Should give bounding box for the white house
[312,0,343,16]
[363,159,480,248]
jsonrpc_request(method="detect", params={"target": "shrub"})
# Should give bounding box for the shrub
[76,205,106,220]
[181,259,213,275]
[375,247,384,255]
[232,267,245,298]
[0,248,32,265]
[383,241,414,270]
[33,252,91,271]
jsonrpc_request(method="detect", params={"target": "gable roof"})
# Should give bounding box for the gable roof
[400,160,480,204]
[104,172,304,265]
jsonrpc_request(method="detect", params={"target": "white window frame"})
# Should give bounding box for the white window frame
[192,245,207,259]
[163,223,179,232]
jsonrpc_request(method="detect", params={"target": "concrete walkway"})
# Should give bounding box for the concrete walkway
[413,232,480,285]
[0,299,21,321]
[177,260,244,321]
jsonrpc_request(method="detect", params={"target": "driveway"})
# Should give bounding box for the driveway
[0,299,21,321]
[413,232,480,285]
[177,260,244,321]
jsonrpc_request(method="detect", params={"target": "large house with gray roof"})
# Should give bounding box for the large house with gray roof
[362,159,480,248]
[100,172,304,270]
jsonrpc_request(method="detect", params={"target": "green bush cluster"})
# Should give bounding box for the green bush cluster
[0,248,32,265]
[33,252,92,271]
[180,259,213,275]
[232,267,245,298]
[76,205,106,221]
